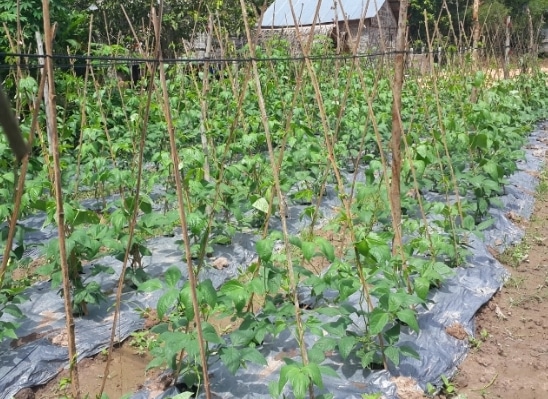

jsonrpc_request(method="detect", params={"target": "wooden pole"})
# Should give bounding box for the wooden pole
[472,0,480,67]
[41,1,80,397]
[152,7,212,398]
[389,0,409,258]
[525,4,534,72]
[504,16,511,79]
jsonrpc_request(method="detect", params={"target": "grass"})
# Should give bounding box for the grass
[536,168,548,197]
[504,275,525,290]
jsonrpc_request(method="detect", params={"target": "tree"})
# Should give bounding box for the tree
[0,0,88,55]
[0,0,89,84]
[75,0,269,55]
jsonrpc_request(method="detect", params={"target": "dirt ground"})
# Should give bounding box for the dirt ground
[453,184,548,399]
[31,343,163,399]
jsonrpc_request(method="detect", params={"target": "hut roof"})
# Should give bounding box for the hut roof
[261,0,387,28]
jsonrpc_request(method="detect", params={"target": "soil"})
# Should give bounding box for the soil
[32,343,164,399]
[454,187,548,399]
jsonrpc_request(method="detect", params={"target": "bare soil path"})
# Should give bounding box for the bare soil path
[455,174,548,399]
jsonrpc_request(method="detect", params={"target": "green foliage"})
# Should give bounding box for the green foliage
[1,28,547,398]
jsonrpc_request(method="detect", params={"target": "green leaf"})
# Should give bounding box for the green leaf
[304,362,323,389]
[316,307,343,317]
[198,279,217,308]
[146,356,166,371]
[368,310,390,335]
[477,217,495,231]
[241,347,267,367]
[399,345,420,360]
[315,237,335,262]
[289,235,302,248]
[301,241,316,261]
[220,346,241,375]
[471,133,488,150]
[338,336,357,359]
[415,143,429,159]
[256,238,274,262]
[384,345,400,366]
[413,277,430,300]
[139,198,153,214]
[291,368,309,399]
[3,303,23,318]
[252,197,270,213]
[322,318,348,337]
[2,326,18,340]
[164,266,182,288]
[220,280,248,312]
[269,381,282,398]
[110,210,127,232]
[157,288,178,319]
[312,336,337,353]
[482,161,500,180]
[202,322,224,344]
[413,159,426,177]
[179,284,194,320]
[171,393,194,399]
[138,278,163,292]
[396,308,419,333]
[319,365,340,379]
[307,346,326,364]
[462,214,476,231]
[278,364,294,394]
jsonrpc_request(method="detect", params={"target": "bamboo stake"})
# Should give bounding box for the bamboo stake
[504,16,511,79]
[239,0,313,395]
[199,13,213,183]
[286,0,389,369]
[41,1,80,397]
[152,6,212,398]
[472,0,480,66]
[389,0,408,259]
[74,14,94,196]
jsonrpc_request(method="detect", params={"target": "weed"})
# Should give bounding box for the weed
[468,336,482,349]
[498,239,530,268]
[536,169,548,196]
[426,375,464,398]
[361,394,382,399]
[129,330,157,356]
[505,275,525,290]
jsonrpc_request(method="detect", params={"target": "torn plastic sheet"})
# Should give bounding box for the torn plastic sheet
[0,126,546,399]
